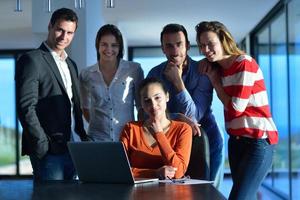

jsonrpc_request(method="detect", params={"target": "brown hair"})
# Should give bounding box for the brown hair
[138,77,168,99]
[195,21,244,56]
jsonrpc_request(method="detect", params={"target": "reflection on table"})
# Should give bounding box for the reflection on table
[0,179,226,200]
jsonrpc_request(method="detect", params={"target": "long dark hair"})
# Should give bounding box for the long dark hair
[138,77,168,98]
[138,77,170,119]
[95,24,124,61]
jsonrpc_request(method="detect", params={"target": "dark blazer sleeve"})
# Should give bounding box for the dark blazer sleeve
[16,52,49,158]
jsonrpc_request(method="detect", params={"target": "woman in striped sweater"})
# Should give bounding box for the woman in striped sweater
[195,21,278,200]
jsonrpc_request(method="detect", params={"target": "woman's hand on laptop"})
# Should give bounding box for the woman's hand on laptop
[156,165,177,179]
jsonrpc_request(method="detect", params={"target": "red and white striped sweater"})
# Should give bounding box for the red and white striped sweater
[221,55,278,144]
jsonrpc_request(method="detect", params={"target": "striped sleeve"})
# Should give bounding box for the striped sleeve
[223,55,266,118]
[222,55,278,143]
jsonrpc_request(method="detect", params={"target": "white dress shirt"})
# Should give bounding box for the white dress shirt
[44,42,78,141]
[79,59,144,141]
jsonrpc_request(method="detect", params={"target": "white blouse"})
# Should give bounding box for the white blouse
[79,59,144,141]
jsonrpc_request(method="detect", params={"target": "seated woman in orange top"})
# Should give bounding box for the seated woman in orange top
[120,77,192,179]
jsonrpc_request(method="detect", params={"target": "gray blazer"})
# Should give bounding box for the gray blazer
[16,43,87,159]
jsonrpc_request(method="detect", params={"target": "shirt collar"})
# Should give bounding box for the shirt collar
[89,63,99,72]
[43,41,68,61]
[89,59,124,72]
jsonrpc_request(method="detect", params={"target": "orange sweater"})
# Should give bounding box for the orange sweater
[120,120,192,179]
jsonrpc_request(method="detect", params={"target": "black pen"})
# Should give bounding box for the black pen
[166,176,185,184]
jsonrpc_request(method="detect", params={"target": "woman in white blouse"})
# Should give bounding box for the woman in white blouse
[79,24,144,141]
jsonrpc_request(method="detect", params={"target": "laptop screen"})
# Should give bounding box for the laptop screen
[68,141,158,184]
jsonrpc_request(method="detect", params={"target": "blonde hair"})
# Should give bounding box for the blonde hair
[195,21,244,56]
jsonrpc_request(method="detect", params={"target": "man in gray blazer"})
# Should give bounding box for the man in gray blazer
[16,8,89,181]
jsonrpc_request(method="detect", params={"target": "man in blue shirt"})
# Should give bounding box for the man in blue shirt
[147,24,224,188]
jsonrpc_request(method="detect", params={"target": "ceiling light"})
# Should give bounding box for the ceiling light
[106,0,115,8]
[46,0,52,13]
[75,0,85,9]
[14,0,22,12]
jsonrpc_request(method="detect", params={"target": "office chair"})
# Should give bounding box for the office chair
[185,127,210,180]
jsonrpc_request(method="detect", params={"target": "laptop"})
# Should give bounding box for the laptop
[67,141,158,184]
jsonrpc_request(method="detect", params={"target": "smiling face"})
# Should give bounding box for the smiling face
[198,31,225,62]
[46,19,76,55]
[98,34,120,62]
[140,83,169,119]
[162,31,189,67]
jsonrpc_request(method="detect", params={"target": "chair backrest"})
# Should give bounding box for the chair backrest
[185,128,210,180]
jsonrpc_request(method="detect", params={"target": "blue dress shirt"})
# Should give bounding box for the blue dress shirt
[148,56,216,130]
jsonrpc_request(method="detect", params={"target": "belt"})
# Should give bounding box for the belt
[230,135,268,142]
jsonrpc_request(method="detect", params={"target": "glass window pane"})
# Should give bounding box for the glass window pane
[257,28,271,102]
[288,0,300,199]
[256,26,273,186]
[19,122,31,175]
[270,12,290,196]
[0,57,16,175]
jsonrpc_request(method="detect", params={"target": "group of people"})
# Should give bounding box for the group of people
[16,7,278,200]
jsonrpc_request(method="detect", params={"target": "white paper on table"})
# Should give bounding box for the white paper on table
[158,179,214,185]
